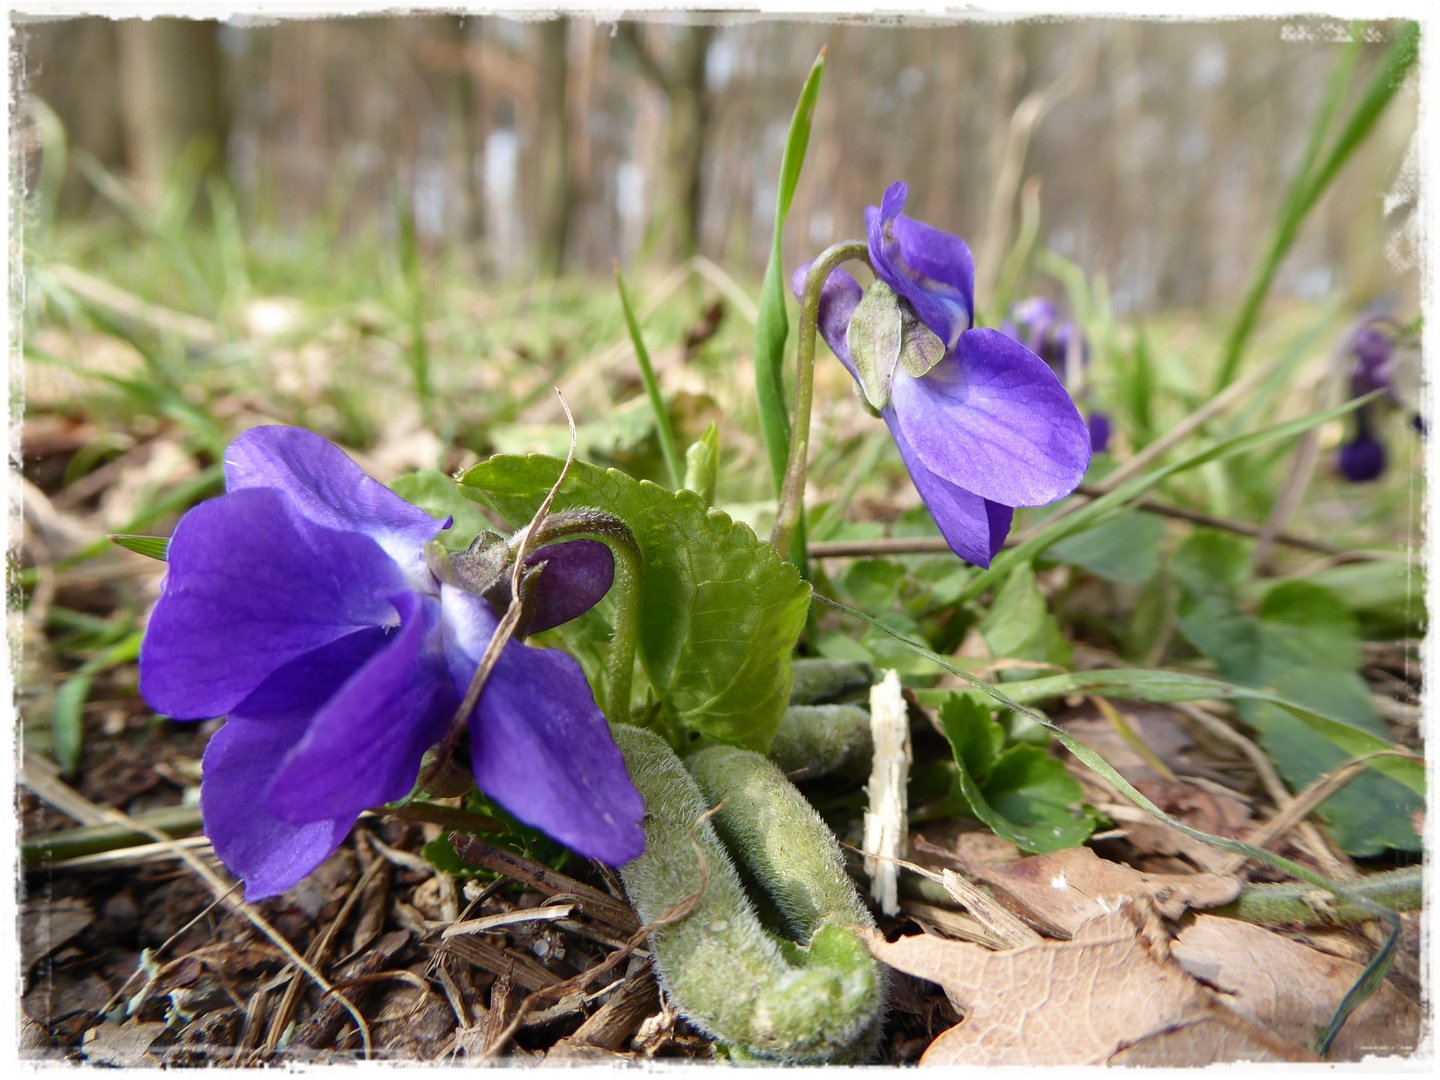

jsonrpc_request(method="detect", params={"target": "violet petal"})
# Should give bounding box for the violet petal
[266,591,456,823]
[866,182,972,348]
[224,426,449,590]
[884,409,1012,566]
[1088,412,1112,455]
[442,586,645,866]
[201,719,355,901]
[1339,429,1387,483]
[139,487,408,720]
[889,327,1091,508]
[200,631,392,901]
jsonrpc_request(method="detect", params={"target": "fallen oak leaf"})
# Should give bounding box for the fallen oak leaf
[959,844,1241,938]
[865,901,1314,1066]
[1173,915,1422,1061]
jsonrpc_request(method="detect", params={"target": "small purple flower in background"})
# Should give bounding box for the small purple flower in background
[140,426,644,899]
[797,182,1090,567]
[1334,317,1419,483]
[1002,296,1109,454]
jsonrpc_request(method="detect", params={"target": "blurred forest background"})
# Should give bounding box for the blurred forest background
[16,13,1418,313]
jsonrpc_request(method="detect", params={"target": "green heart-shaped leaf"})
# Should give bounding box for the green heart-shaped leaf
[460,455,811,750]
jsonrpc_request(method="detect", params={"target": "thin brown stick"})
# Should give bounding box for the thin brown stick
[263,851,388,1051]
[420,389,579,790]
[1217,751,1415,877]
[20,754,373,1058]
[1095,355,1286,493]
[806,484,1411,563]
[1251,329,1359,571]
[1174,702,1352,880]
[479,801,725,1059]
[98,880,243,1017]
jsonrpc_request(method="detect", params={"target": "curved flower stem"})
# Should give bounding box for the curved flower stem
[771,240,870,565]
[524,509,643,724]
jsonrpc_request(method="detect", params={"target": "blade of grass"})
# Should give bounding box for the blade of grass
[755,46,827,496]
[615,263,685,489]
[1215,21,1418,391]
[52,631,143,774]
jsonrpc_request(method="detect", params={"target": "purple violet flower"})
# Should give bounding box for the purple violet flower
[139,426,644,899]
[797,183,1090,566]
[1335,317,1411,484]
[1003,297,1109,454]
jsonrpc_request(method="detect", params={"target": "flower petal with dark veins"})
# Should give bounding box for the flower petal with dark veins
[884,409,1013,567]
[889,328,1091,508]
[266,590,456,823]
[201,630,395,901]
[442,586,645,866]
[866,181,973,349]
[793,262,864,380]
[139,487,408,720]
[224,426,450,590]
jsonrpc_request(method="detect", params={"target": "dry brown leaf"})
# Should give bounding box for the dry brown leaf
[80,1020,168,1067]
[1108,1012,1315,1065]
[22,897,95,973]
[1174,916,1422,1061]
[867,903,1312,1066]
[961,845,1241,938]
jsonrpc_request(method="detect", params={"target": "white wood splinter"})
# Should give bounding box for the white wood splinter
[863,669,910,916]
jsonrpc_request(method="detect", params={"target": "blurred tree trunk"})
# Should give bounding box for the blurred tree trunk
[534,17,571,276]
[116,19,228,199]
[21,18,127,213]
[619,21,713,263]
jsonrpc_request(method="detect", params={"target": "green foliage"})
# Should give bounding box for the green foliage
[614,724,884,1063]
[959,389,1380,605]
[1170,540,1422,854]
[53,631,143,775]
[617,265,685,489]
[1215,21,1420,391]
[460,454,810,750]
[979,562,1072,675]
[683,421,720,506]
[755,48,828,495]
[934,694,1100,852]
[1043,510,1165,585]
[108,535,170,561]
[386,470,492,550]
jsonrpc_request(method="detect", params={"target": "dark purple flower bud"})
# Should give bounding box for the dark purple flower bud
[797,187,1090,567]
[140,426,643,900]
[1338,423,1387,483]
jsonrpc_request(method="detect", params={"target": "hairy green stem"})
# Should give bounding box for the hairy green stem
[525,511,643,724]
[1215,866,1421,927]
[767,704,873,780]
[789,657,875,705]
[612,725,884,1063]
[770,240,871,565]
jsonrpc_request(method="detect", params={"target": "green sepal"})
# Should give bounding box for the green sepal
[109,534,169,561]
[845,280,903,410]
